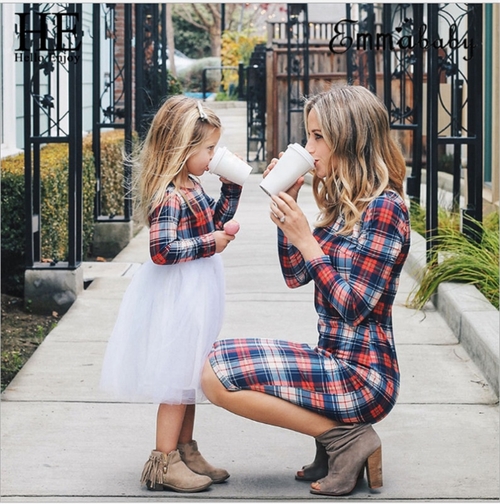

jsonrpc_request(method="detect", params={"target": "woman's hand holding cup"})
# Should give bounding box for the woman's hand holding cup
[270,192,323,262]
[263,151,304,201]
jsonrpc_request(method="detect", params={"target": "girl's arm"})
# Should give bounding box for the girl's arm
[210,182,243,229]
[304,198,409,326]
[149,193,216,265]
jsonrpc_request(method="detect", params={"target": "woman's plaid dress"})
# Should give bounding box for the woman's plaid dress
[209,191,410,424]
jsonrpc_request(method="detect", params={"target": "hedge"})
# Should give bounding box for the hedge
[1,131,127,296]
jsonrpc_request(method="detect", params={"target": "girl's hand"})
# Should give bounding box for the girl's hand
[270,192,323,261]
[219,176,236,185]
[263,153,304,201]
[213,230,236,253]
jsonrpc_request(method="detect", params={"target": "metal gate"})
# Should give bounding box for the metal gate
[92,4,133,222]
[135,3,169,139]
[246,43,266,162]
[21,3,83,270]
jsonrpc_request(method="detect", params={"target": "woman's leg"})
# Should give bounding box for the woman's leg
[201,361,340,437]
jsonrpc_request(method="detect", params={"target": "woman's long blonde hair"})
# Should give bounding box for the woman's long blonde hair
[304,85,407,235]
[133,95,221,225]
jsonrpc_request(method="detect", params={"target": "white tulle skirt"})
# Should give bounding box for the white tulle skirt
[100,255,224,404]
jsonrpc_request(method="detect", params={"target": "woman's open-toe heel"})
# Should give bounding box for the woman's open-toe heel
[295,440,328,481]
[310,423,383,496]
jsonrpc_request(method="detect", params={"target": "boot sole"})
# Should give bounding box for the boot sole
[211,474,230,484]
[146,481,212,493]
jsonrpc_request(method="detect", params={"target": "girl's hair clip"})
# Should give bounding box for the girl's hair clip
[197,101,208,121]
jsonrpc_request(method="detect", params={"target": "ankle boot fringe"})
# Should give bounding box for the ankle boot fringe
[140,451,164,488]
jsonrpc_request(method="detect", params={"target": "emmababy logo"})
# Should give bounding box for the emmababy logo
[329,19,476,61]
[14,11,82,64]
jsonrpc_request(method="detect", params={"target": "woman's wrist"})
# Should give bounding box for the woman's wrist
[296,235,324,262]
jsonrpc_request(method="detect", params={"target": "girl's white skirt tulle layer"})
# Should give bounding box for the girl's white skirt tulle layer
[100,255,224,404]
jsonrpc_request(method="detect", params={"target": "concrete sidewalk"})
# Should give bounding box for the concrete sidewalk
[1,102,498,502]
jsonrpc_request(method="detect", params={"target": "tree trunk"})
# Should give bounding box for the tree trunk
[210,23,221,57]
[166,4,176,76]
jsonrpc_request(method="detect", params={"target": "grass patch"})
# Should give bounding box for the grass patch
[408,207,499,310]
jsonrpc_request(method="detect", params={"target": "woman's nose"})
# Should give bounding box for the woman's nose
[305,139,314,155]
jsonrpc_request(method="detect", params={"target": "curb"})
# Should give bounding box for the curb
[405,231,499,398]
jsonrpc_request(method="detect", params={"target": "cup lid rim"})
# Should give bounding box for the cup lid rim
[289,143,314,165]
[208,146,227,171]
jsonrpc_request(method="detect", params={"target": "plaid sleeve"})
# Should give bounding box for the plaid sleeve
[149,192,216,265]
[212,182,243,230]
[305,197,408,325]
[278,229,312,288]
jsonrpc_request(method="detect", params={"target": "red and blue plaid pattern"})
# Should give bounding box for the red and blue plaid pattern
[149,178,242,264]
[209,191,410,424]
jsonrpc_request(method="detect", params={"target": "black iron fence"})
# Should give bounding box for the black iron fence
[92,4,133,222]
[21,3,83,270]
[18,2,486,278]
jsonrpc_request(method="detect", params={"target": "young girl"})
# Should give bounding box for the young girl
[100,96,242,493]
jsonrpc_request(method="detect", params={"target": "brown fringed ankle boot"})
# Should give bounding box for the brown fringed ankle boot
[140,449,213,492]
[310,423,382,496]
[177,440,230,483]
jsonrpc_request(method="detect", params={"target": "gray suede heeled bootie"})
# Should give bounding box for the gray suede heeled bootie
[310,423,382,496]
[177,440,230,483]
[140,449,213,492]
[295,439,329,481]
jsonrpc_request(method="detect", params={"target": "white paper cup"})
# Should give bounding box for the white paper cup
[208,147,252,186]
[259,143,315,196]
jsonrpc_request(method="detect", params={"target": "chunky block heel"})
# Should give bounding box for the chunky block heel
[365,446,383,489]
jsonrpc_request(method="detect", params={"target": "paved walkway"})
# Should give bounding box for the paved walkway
[1,102,498,502]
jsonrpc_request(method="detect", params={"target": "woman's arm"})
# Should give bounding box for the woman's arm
[304,198,408,325]
[278,229,312,288]
[271,190,324,288]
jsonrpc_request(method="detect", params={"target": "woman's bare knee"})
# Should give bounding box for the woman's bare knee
[201,360,224,405]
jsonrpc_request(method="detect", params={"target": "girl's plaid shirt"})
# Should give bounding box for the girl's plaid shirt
[149,179,242,265]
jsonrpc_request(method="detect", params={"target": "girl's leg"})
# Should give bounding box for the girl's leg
[156,403,187,454]
[179,404,196,444]
[176,403,230,483]
[142,403,213,492]
[201,360,340,437]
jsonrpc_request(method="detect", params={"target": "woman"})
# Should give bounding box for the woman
[201,85,411,496]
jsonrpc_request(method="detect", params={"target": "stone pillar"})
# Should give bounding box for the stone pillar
[92,221,133,258]
[24,266,84,315]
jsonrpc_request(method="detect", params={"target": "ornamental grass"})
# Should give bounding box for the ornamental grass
[408,208,499,310]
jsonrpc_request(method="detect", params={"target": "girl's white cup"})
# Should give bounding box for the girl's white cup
[208,147,252,186]
[259,143,315,196]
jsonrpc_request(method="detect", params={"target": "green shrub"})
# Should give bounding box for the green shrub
[1,131,127,296]
[177,57,222,93]
[408,210,499,310]
[85,130,127,218]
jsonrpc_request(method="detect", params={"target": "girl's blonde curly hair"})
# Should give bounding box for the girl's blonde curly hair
[132,95,221,226]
